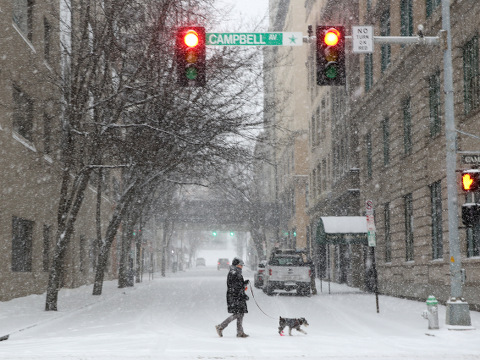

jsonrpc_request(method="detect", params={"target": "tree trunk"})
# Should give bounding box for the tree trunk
[92,245,109,296]
[135,223,142,283]
[92,183,137,295]
[118,220,132,288]
[46,169,92,311]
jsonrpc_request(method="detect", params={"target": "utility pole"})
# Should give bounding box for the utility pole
[442,0,471,326]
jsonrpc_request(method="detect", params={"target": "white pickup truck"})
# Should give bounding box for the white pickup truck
[262,250,312,296]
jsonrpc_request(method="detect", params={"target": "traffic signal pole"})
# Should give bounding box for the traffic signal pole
[441,0,471,327]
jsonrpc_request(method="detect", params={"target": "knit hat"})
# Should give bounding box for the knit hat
[232,258,244,266]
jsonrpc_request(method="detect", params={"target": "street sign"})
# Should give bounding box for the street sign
[206,32,303,46]
[352,26,373,53]
[462,154,480,165]
[366,214,376,232]
[366,199,374,212]
[366,200,376,246]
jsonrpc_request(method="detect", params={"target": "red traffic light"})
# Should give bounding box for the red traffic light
[316,26,345,86]
[324,29,340,46]
[184,30,199,48]
[461,170,479,192]
[175,26,206,87]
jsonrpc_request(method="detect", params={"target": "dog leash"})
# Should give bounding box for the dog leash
[248,285,276,319]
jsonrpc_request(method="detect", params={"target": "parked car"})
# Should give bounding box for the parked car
[254,260,267,288]
[217,258,230,270]
[263,249,311,296]
[195,258,206,266]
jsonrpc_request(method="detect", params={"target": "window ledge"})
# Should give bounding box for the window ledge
[44,154,53,164]
[12,131,36,152]
[12,22,36,53]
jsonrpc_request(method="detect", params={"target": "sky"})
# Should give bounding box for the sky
[214,0,269,32]
[0,267,479,359]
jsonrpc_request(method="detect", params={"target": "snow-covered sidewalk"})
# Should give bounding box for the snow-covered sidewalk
[0,267,479,359]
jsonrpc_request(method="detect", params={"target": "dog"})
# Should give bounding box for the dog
[278,316,309,336]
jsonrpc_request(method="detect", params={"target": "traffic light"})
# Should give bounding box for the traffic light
[462,203,480,227]
[461,170,480,192]
[229,232,234,236]
[316,26,345,86]
[212,231,217,237]
[175,26,206,87]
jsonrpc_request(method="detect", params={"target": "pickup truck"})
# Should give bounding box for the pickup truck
[262,250,311,296]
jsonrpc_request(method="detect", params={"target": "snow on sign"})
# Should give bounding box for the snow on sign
[352,26,373,53]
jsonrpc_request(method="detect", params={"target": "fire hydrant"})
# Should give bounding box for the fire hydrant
[422,295,439,329]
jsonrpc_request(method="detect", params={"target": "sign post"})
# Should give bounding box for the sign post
[366,200,379,313]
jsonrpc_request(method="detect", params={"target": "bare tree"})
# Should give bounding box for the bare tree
[44,0,266,309]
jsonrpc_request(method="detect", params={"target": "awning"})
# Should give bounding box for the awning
[315,216,368,245]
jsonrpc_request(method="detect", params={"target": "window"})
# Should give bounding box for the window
[466,226,480,258]
[400,0,413,37]
[80,235,86,273]
[463,35,480,115]
[316,163,321,195]
[365,53,373,91]
[43,112,52,154]
[426,0,441,18]
[13,85,34,142]
[311,114,316,146]
[430,181,443,260]
[43,225,52,272]
[12,216,34,272]
[382,117,390,166]
[44,17,52,64]
[13,0,34,42]
[403,97,412,155]
[428,71,442,137]
[366,132,372,179]
[322,158,327,191]
[384,203,392,263]
[380,9,391,73]
[404,193,414,261]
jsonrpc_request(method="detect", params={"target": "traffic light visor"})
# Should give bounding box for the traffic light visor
[184,30,199,47]
[324,29,340,46]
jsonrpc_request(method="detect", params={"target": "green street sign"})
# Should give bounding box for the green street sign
[368,231,376,247]
[206,32,303,46]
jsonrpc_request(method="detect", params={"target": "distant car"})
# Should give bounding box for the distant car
[217,258,230,270]
[254,260,267,288]
[196,258,206,266]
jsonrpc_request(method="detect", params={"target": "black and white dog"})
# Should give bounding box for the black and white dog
[278,316,309,336]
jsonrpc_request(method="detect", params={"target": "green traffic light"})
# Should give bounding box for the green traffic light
[230,232,234,236]
[212,231,217,237]
[186,66,198,80]
[325,65,338,79]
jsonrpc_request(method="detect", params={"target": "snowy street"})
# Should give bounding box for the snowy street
[0,266,479,360]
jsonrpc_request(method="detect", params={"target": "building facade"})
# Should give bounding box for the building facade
[262,0,480,309]
[0,0,117,301]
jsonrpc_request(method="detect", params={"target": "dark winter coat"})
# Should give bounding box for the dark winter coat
[226,265,249,314]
